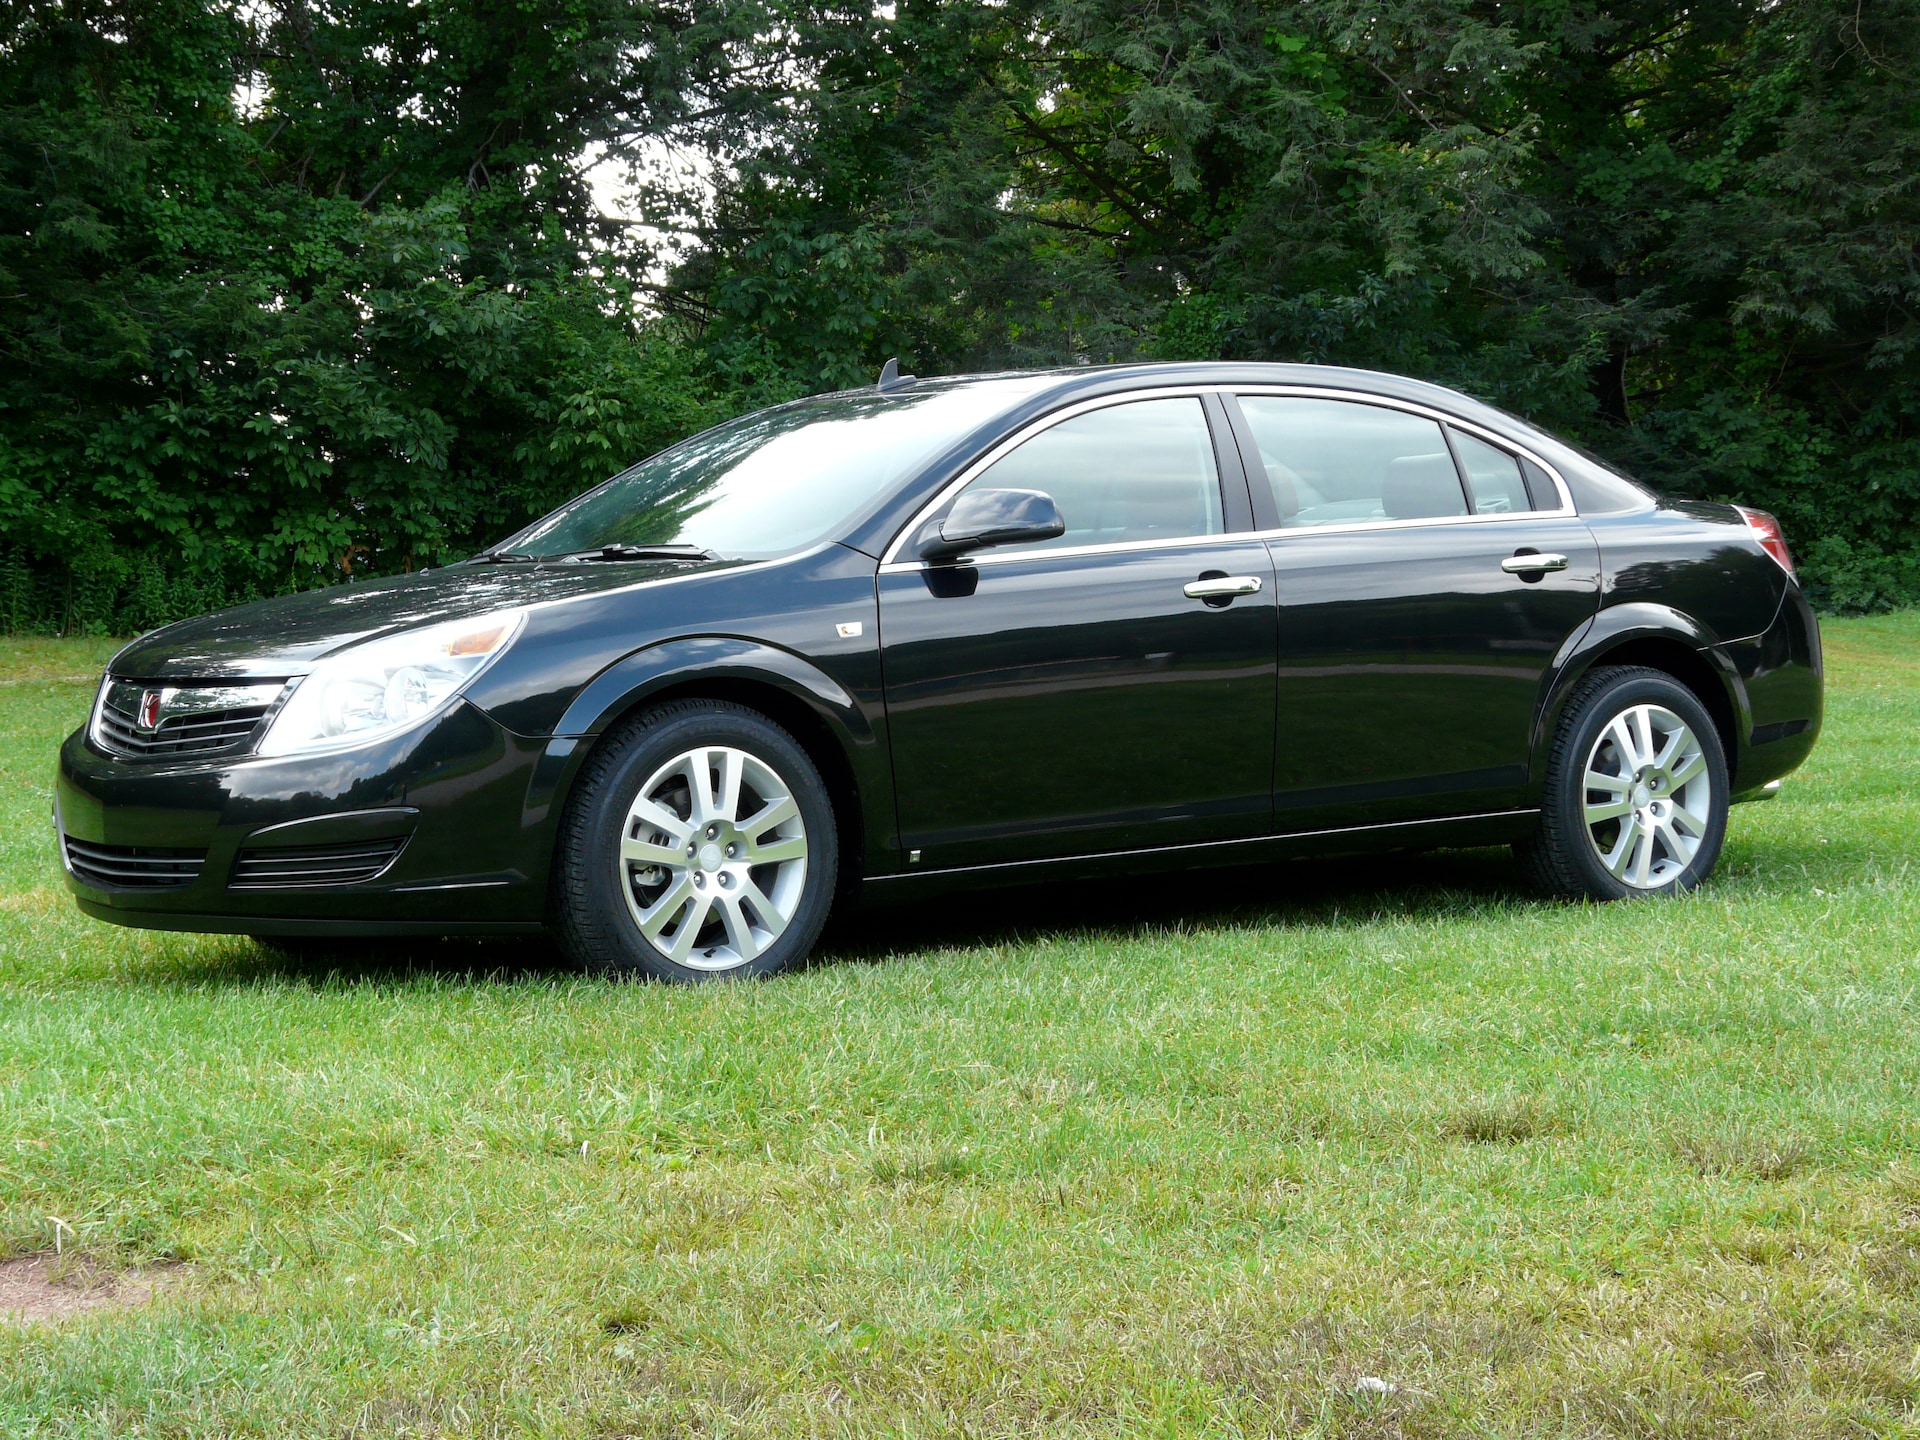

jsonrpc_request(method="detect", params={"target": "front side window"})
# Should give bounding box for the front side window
[1237,397,1468,528]
[951,397,1223,554]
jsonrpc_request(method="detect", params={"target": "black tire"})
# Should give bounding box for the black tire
[1516,666,1729,901]
[550,699,838,981]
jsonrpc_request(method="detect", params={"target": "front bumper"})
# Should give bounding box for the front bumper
[56,700,552,935]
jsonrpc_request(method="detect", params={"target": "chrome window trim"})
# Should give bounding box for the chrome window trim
[878,383,1577,572]
[877,528,1277,575]
[1251,506,1575,546]
[878,386,1232,567]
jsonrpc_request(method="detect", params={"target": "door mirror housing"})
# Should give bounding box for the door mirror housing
[919,488,1065,563]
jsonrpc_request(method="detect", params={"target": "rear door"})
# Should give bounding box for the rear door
[1225,392,1600,832]
[878,392,1277,869]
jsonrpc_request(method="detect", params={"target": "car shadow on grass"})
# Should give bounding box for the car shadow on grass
[157,932,579,988]
[150,845,1539,988]
[821,844,1537,964]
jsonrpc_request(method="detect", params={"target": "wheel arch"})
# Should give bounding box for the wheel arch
[1531,605,1751,795]
[521,638,887,902]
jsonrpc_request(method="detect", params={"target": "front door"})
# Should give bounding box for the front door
[1226,393,1602,832]
[879,395,1278,869]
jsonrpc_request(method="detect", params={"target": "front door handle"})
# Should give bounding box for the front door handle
[1184,574,1263,600]
[1501,552,1569,575]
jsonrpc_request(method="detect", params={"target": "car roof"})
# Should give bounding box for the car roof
[858,358,1494,402]
[840,360,1565,456]
[1083,363,1649,514]
[832,361,1651,556]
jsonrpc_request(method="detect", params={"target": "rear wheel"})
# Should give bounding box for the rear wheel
[1517,666,1728,901]
[551,700,837,981]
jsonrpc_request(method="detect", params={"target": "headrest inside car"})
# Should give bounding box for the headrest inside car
[1382,454,1468,519]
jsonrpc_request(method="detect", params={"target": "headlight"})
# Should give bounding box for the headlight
[256,609,526,757]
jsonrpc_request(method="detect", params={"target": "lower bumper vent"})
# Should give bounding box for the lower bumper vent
[229,839,407,889]
[63,837,206,890]
[1750,717,1812,746]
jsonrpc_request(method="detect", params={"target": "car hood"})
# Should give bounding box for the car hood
[109,559,739,680]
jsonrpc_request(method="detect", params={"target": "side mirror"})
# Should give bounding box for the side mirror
[919,488,1065,563]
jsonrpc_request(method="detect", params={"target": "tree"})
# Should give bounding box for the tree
[672,0,1920,609]
[3,0,1915,628]
[0,0,761,630]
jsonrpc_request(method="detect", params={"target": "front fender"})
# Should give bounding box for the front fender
[518,635,894,888]
[552,635,872,743]
[1527,602,1754,794]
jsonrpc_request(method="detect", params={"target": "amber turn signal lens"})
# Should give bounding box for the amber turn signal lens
[448,623,509,657]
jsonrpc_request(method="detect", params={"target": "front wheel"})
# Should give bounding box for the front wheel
[1517,666,1729,901]
[551,700,838,981]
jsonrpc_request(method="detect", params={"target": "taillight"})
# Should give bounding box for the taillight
[1735,506,1795,577]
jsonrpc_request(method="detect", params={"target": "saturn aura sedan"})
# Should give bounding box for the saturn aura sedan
[56,362,1822,980]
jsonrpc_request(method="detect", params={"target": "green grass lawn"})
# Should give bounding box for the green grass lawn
[2,618,1917,1438]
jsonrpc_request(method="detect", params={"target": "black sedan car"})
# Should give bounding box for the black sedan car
[57,363,1822,980]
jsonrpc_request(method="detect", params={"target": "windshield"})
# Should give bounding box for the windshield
[493,379,1049,561]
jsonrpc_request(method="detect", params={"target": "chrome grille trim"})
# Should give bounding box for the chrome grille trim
[92,680,287,761]
[62,836,206,890]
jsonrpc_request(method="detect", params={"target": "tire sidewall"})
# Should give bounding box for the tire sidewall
[1553,672,1729,900]
[563,704,838,981]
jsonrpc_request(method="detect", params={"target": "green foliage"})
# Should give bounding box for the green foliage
[0,0,754,631]
[681,0,1920,610]
[1,0,1916,627]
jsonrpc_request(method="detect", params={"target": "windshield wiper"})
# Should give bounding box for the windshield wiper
[470,543,722,565]
[560,544,720,563]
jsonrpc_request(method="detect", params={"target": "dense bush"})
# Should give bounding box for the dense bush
[690,0,1920,613]
[2,0,1916,630]
[0,0,765,632]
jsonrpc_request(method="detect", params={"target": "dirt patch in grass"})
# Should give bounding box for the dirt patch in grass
[1442,1095,1553,1144]
[1675,1126,1813,1181]
[0,1255,185,1325]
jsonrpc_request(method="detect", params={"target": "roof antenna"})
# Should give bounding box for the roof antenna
[877,356,917,393]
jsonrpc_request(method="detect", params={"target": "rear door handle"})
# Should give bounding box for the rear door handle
[1184,575,1263,599]
[1501,553,1569,575]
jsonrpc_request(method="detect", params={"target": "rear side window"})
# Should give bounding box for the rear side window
[1236,397,1467,527]
[1519,456,1562,511]
[1449,427,1533,514]
[956,397,1224,553]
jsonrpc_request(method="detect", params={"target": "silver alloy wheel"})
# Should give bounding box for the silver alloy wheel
[1582,702,1714,889]
[617,745,809,970]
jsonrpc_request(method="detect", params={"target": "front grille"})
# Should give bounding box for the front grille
[229,839,407,889]
[93,680,284,761]
[97,699,270,758]
[63,836,206,890]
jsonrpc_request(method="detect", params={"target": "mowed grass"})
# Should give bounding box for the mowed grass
[1,619,1917,1439]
